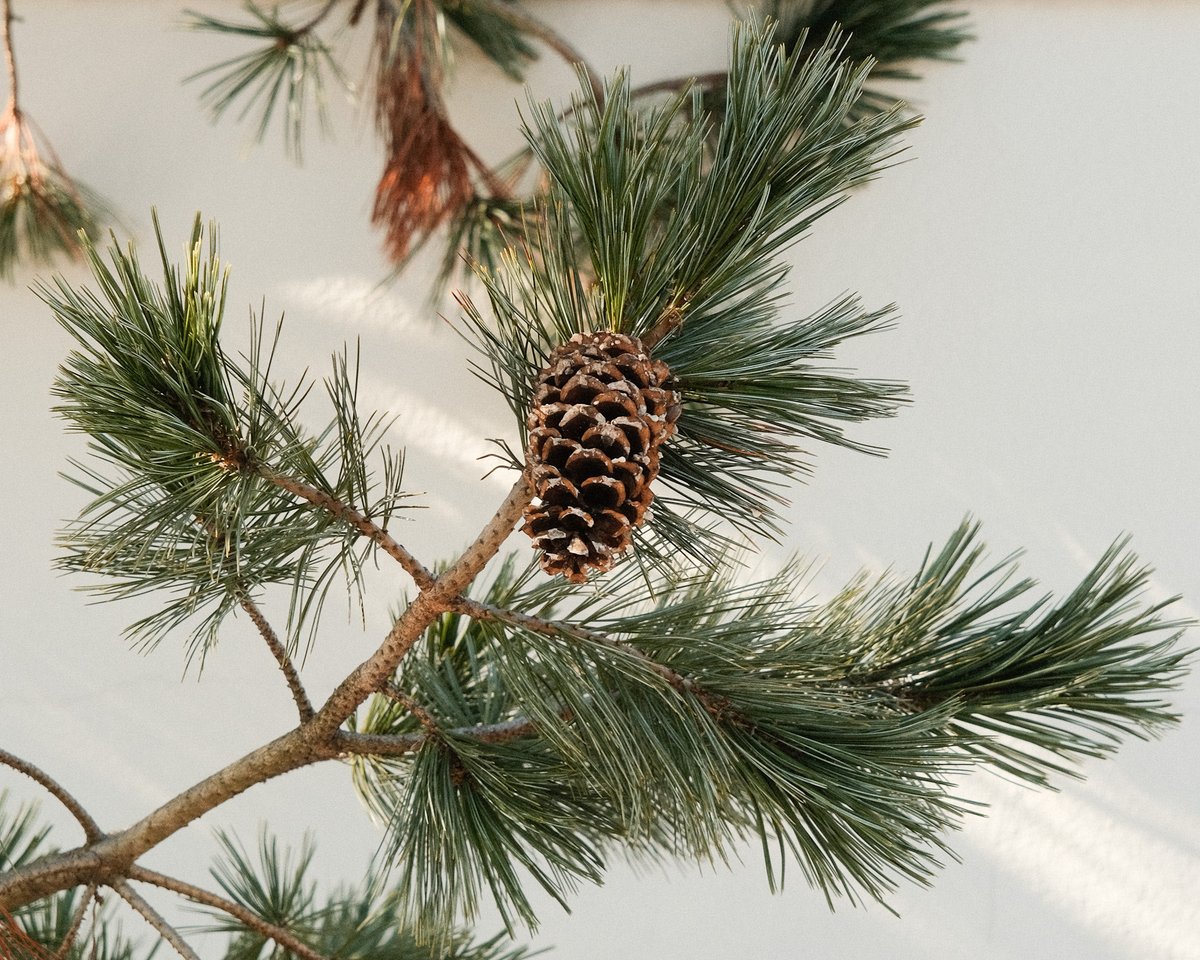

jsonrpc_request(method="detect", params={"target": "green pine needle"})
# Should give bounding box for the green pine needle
[41,215,412,661]
[459,23,913,556]
[352,523,1190,926]
[0,111,108,281]
[186,2,350,159]
[442,0,540,81]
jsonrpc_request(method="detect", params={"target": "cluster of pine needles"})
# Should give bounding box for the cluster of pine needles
[0,106,105,279]
[1,0,106,280]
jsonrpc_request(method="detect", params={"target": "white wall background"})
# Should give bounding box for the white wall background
[2,2,1198,958]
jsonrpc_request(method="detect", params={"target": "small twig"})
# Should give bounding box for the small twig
[112,879,202,960]
[383,682,441,734]
[465,0,605,107]
[457,599,739,721]
[336,713,547,757]
[261,468,436,590]
[459,598,698,696]
[53,881,95,960]
[310,475,532,736]
[236,591,315,722]
[2,0,18,113]
[0,750,103,843]
[127,867,331,960]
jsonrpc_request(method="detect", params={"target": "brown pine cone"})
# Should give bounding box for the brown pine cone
[522,331,681,582]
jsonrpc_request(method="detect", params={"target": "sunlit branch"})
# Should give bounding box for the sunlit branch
[127,866,331,960]
[112,879,201,960]
[236,590,314,722]
[260,468,436,590]
[0,750,102,843]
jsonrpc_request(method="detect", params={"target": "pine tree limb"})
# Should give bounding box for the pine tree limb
[0,751,102,843]
[111,879,202,960]
[236,590,315,722]
[260,467,436,590]
[338,715,545,757]
[127,866,331,960]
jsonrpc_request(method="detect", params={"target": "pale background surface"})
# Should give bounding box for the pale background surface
[1,2,1198,958]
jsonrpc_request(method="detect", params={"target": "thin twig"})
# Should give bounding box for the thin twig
[127,867,331,960]
[261,468,436,590]
[336,713,547,757]
[383,682,441,734]
[53,881,95,960]
[459,599,697,695]
[112,879,202,960]
[2,0,18,112]
[236,590,315,722]
[457,599,737,721]
[629,70,728,101]
[466,0,605,107]
[0,750,103,843]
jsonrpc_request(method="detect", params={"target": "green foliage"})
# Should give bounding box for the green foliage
[351,526,1188,930]
[0,112,109,281]
[203,825,538,959]
[748,0,971,119]
[442,0,540,81]
[206,829,319,957]
[186,2,349,159]
[461,25,911,557]
[14,891,152,960]
[0,792,53,873]
[42,215,411,660]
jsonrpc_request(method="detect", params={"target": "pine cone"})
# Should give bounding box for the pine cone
[523,331,681,582]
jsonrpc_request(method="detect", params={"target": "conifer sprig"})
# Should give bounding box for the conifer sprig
[1,0,108,280]
[186,1,350,159]
[351,524,1187,930]
[461,26,911,555]
[41,216,413,659]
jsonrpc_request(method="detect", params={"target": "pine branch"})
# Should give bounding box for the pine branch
[112,879,202,960]
[185,1,349,159]
[0,751,102,844]
[236,590,315,722]
[261,467,436,590]
[309,475,532,737]
[128,865,329,960]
